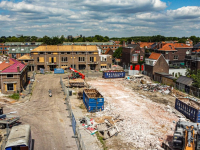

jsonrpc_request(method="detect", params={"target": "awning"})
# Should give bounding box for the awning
[180,62,185,65]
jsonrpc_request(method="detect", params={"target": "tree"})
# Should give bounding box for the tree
[178,38,186,43]
[113,47,122,59]
[192,70,200,88]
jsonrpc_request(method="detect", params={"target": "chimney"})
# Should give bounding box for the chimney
[123,41,125,47]
[17,66,20,72]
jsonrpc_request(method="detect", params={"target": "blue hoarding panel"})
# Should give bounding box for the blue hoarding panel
[103,71,125,79]
[54,68,64,74]
[71,113,76,135]
[175,98,199,122]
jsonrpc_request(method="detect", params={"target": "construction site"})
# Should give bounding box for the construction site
[0,67,200,150]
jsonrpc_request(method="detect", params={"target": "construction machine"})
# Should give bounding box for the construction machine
[184,126,195,150]
[172,121,200,150]
[68,67,85,79]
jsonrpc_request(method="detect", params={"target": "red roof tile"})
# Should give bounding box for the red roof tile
[139,42,154,48]
[149,52,161,60]
[1,58,26,73]
[158,43,192,51]
[194,49,200,52]
[105,48,111,54]
[0,59,15,71]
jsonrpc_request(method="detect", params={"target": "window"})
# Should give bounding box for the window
[61,52,64,54]
[90,57,94,62]
[61,57,67,62]
[12,49,15,51]
[25,60,28,62]
[101,66,107,69]
[166,52,168,54]
[0,48,2,50]
[7,74,13,78]
[48,52,52,54]
[4,47,7,50]
[132,54,138,62]
[174,55,178,60]
[88,52,92,54]
[172,52,175,54]
[7,84,14,91]
[40,52,44,54]
[37,57,39,62]
[82,52,85,54]
[21,49,24,51]
[67,52,70,54]
[21,53,25,56]
[79,57,85,62]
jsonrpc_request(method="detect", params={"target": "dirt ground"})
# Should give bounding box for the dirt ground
[87,78,179,150]
[2,74,77,150]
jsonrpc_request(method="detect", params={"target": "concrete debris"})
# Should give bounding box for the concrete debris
[79,115,121,139]
[88,78,179,149]
[140,83,172,95]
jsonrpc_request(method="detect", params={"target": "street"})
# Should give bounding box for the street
[4,74,77,150]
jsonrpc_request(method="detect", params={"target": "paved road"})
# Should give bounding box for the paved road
[4,74,77,150]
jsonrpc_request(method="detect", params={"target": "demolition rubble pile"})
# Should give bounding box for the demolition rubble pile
[79,115,123,139]
[140,83,171,95]
[88,79,179,149]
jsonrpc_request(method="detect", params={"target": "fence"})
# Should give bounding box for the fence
[60,77,86,150]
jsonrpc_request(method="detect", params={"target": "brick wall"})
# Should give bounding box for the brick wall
[0,67,28,94]
[30,52,112,71]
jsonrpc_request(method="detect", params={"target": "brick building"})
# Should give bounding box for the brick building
[8,46,37,59]
[0,43,9,54]
[100,45,121,54]
[30,45,112,71]
[0,58,28,94]
[144,52,169,79]
[17,55,34,71]
[121,44,145,68]
[153,43,192,67]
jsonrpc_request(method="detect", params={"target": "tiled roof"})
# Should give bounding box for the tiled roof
[139,42,154,48]
[0,59,15,71]
[17,55,32,60]
[105,48,111,54]
[194,49,200,53]
[158,43,192,51]
[0,58,26,73]
[173,43,192,48]
[149,52,161,60]
[31,45,98,52]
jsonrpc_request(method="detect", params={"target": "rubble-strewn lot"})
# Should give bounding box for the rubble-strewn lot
[87,78,179,149]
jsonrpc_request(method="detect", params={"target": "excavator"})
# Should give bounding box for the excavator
[68,67,85,79]
[184,126,195,150]
[172,121,200,150]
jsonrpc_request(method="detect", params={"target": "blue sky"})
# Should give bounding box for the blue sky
[163,0,200,9]
[0,0,200,37]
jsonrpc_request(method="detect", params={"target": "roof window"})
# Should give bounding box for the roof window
[12,49,15,51]
[21,49,24,51]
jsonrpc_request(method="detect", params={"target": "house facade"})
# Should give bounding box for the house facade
[0,43,9,54]
[153,43,192,67]
[121,44,145,69]
[144,52,169,79]
[30,45,112,71]
[0,58,28,94]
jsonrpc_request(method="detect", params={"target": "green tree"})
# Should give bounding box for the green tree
[113,47,122,59]
[192,70,200,88]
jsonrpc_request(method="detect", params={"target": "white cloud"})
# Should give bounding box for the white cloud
[0,0,200,37]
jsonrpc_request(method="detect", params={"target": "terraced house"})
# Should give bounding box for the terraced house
[30,45,112,71]
[8,46,37,59]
